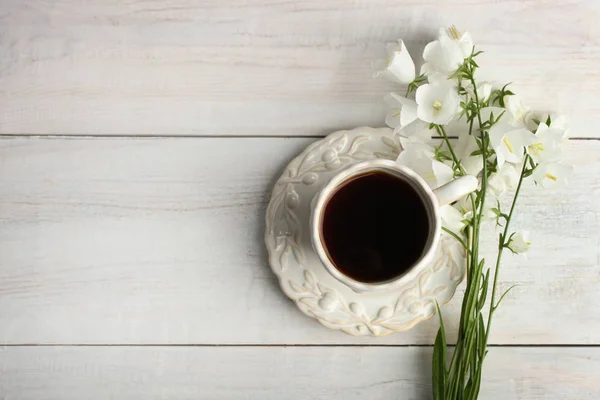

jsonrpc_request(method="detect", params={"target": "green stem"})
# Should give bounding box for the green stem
[470,74,487,237]
[434,125,466,176]
[449,71,488,400]
[468,73,487,316]
[484,155,530,346]
[462,75,486,322]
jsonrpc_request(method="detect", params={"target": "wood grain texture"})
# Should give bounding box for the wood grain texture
[0,0,599,136]
[0,137,597,345]
[0,346,598,399]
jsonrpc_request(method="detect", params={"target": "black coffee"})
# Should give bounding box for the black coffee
[321,171,431,283]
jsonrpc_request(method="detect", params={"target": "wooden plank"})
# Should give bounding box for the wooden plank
[0,137,597,345]
[0,0,599,136]
[0,346,598,399]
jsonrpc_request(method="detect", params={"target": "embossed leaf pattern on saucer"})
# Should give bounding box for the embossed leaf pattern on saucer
[265,127,466,336]
[265,133,373,271]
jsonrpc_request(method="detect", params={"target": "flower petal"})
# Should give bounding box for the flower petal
[458,31,474,58]
[422,35,463,76]
[395,120,433,144]
[431,160,454,188]
[530,126,564,163]
[505,95,531,127]
[415,83,460,125]
[396,147,452,188]
[456,133,483,176]
[488,164,519,196]
[533,162,573,188]
[385,93,418,128]
[440,205,466,234]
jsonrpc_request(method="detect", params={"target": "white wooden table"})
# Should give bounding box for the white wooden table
[0,1,599,398]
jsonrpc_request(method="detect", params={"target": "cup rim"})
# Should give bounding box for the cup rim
[310,159,442,293]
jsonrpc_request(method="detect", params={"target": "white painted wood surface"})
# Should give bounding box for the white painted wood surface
[1,0,600,397]
[0,0,599,137]
[1,346,599,399]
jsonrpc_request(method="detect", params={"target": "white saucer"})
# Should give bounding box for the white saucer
[265,127,466,336]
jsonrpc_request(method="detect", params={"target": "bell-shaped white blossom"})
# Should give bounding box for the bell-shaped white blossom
[395,119,434,146]
[507,231,531,255]
[396,147,454,189]
[443,26,474,58]
[488,164,520,196]
[422,35,462,74]
[532,162,573,188]
[440,205,467,234]
[489,121,536,168]
[505,95,532,128]
[373,39,416,84]
[464,81,492,103]
[384,93,418,129]
[399,140,435,159]
[456,191,498,223]
[422,27,471,78]
[529,123,564,164]
[529,114,570,138]
[415,83,461,125]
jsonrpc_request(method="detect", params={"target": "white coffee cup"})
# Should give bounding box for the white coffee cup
[310,159,477,293]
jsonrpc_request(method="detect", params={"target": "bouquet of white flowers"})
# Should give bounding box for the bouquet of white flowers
[374,27,572,399]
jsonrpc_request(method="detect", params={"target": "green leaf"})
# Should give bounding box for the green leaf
[489,110,506,126]
[528,155,537,169]
[465,363,483,400]
[494,284,519,311]
[449,67,462,79]
[505,232,517,247]
[464,378,474,400]
[432,303,447,400]
[477,269,490,312]
[478,314,487,358]
[463,258,484,330]
[465,315,486,400]
[442,227,468,250]
[415,73,427,83]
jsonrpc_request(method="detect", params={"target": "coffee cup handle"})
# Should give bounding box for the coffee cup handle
[433,175,479,206]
